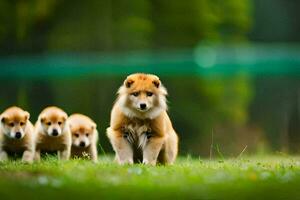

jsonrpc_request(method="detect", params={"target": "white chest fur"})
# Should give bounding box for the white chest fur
[123,123,151,150]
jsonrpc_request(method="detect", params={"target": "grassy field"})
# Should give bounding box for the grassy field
[0,155,300,200]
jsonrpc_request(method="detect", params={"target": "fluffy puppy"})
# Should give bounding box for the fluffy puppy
[0,106,35,163]
[68,114,98,162]
[107,73,178,165]
[34,106,71,161]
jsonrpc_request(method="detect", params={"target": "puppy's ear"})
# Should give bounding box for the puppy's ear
[124,78,134,88]
[91,122,97,130]
[40,116,45,123]
[24,111,30,121]
[1,116,6,123]
[152,79,160,88]
[62,116,67,122]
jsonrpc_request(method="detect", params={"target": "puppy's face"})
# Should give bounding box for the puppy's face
[70,125,95,148]
[0,108,30,139]
[40,113,67,137]
[128,90,156,112]
[119,73,167,114]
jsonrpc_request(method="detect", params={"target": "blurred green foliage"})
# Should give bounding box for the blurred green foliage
[0,0,252,54]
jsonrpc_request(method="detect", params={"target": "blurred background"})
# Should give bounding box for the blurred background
[0,0,299,157]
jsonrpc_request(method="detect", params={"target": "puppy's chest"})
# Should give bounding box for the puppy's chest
[122,121,152,148]
[3,138,29,152]
[36,134,66,151]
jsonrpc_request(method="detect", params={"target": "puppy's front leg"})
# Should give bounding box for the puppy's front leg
[108,129,133,165]
[58,146,71,160]
[116,138,133,165]
[34,149,41,161]
[90,145,98,163]
[114,140,133,165]
[0,150,8,162]
[143,136,164,165]
[22,149,34,163]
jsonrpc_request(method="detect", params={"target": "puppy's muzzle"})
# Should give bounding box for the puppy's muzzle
[15,132,22,139]
[79,141,86,147]
[51,129,59,136]
[139,103,147,110]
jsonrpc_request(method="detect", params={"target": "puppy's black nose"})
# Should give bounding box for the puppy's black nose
[79,141,86,147]
[140,103,147,110]
[52,129,58,136]
[15,132,21,139]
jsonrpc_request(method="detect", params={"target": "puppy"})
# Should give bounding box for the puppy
[0,106,35,163]
[34,106,71,161]
[107,73,178,165]
[68,113,98,162]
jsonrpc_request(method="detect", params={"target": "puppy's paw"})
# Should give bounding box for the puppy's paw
[21,158,33,164]
[0,151,8,162]
[22,151,34,164]
[142,159,156,166]
[119,158,134,165]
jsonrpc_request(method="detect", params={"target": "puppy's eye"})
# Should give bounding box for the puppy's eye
[9,122,14,127]
[146,92,153,97]
[20,122,25,126]
[86,133,89,137]
[131,92,140,97]
[58,121,62,125]
[74,133,79,138]
[46,122,51,126]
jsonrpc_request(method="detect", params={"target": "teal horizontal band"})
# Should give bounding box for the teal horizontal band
[0,44,299,79]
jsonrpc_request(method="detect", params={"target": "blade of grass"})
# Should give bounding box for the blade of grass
[236,145,248,160]
[98,143,106,156]
[215,144,224,160]
[210,129,214,160]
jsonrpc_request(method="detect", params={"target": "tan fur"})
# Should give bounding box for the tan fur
[0,106,35,163]
[34,106,71,161]
[107,73,178,165]
[68,113,98,162]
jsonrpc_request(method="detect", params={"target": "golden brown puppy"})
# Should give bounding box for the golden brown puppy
[0,106,35,163]
[34,106,71,161]
[68,113,98,162]
[107,73,178,165]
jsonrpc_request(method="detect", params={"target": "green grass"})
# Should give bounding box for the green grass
[1,155,300,199]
